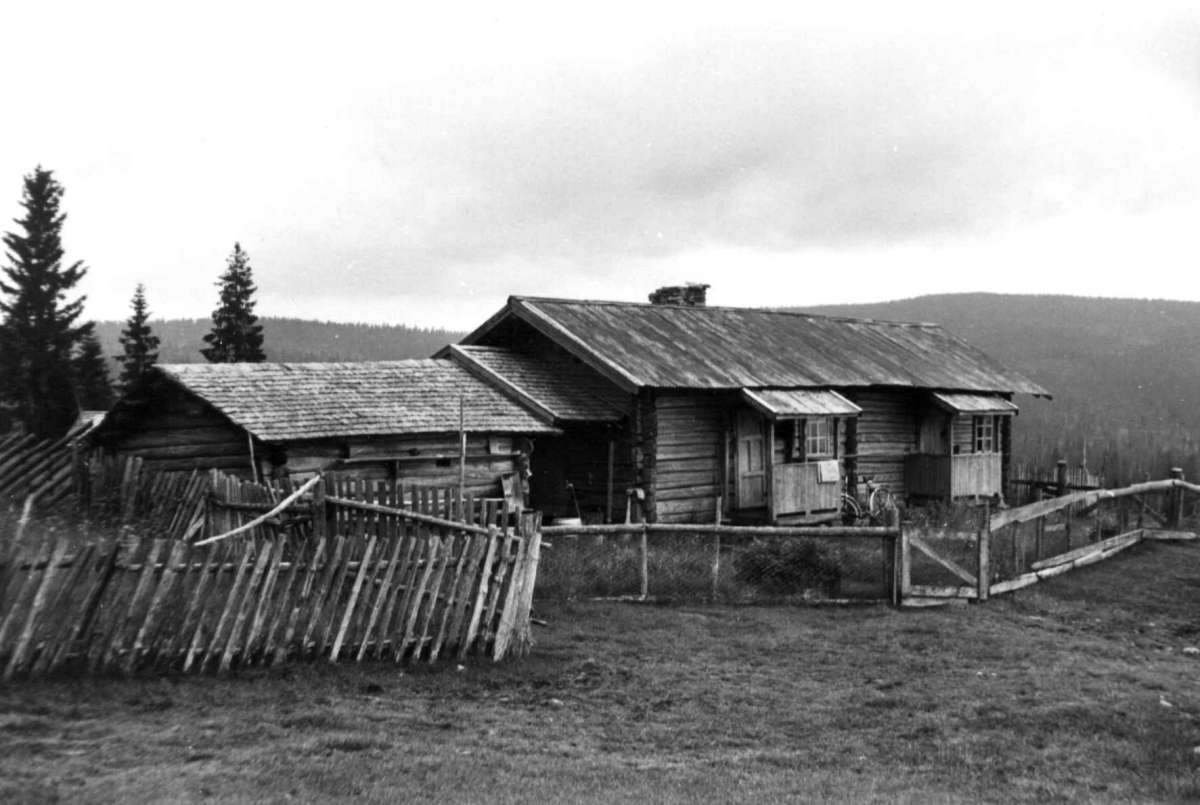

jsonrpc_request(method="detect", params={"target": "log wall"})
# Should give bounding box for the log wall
[527,425,635,523]
[845,389,920,493]
[105,390,252,474]
[649,392,727,524]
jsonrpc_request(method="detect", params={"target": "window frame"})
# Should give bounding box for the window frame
[972,415,996,454]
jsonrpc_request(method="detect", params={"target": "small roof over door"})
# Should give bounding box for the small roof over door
[931,392,1019,415]
[742,388,862,419]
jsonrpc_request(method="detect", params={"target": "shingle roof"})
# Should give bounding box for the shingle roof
[445,345,628,423]
[464,297,1049,396]
[155,361,559,442]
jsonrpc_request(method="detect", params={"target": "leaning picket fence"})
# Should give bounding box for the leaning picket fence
[0,504,542,679]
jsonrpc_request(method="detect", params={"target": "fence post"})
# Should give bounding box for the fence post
[711,496,722,602]
[1169,467,1184,528]
[1055,459,1068,498]
[884,507,899,605]
[639,521,649,601]
[977,501,991,601]
[312,476,327,539]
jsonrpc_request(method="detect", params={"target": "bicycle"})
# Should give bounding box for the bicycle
[865,478,898,524]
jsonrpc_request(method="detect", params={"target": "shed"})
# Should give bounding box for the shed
[92,360,560,497]
[447,287,1050,524]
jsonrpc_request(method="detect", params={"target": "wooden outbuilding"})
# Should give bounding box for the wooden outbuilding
[92,360,560,497]
[444,287,1050,524]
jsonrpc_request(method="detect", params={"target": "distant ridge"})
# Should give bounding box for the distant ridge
[796,293,1200,480]
[92,317,467,365]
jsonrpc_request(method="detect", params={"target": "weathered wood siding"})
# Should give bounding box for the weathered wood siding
[950,453,1003,497]
[290,433,525,497]
[650,392,725,524]
[845,390,919,493]
[106,390,252,474]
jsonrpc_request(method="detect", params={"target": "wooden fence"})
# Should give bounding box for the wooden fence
[1007,460,1105,506]
[901,470,1198,604]
[0,506,543,679]
[0,426,91,511]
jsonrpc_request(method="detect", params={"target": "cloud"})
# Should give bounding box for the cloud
[3,2,1200,328]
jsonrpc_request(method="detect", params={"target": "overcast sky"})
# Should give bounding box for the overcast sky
[2,1,1199,330]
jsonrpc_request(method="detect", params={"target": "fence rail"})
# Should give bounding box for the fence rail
[901,470,1198,603]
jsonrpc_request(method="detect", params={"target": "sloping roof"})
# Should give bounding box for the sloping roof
[444,345,627,423]
[743,389,862,418]
[931,392,1020,414]
[154,361,559,442]
[463,297,1049,396]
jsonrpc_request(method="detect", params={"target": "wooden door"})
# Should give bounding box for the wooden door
[736,409,766,508]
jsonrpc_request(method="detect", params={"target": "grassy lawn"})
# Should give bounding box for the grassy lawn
[0,540,1198,803]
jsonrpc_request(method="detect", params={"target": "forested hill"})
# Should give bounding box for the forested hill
[93,318,466,365]
[796,294,1200,481]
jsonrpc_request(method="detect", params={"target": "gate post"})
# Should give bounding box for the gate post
[977,501,991,601]
[1055,459,1068,498]
[1169,467,1185,528]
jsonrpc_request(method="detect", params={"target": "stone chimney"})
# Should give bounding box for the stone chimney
[648,283,709,306]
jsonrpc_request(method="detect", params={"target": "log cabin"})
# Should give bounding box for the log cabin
[442,286,1050,524]
[91,361,560,497]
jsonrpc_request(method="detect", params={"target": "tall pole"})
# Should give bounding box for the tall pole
[459,395,467,519]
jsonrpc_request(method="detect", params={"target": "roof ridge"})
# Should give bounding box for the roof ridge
[511,296,942,329]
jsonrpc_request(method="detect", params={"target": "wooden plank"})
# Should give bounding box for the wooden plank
[276,536,328,665]
[414,533,453,662]
[199,542,257,673]
[459,527,500,659]
[397,534,441,662]
[989,571,1041,596]
[356,535,406,661]
[31,544,96,677]
[171,543,222,670]
[429,534,472,662]
[243,539,287,664]
[0,542,50,656]
[59,542,121,674]
[262,539,307,663]
[315,537,358,658]
[4,539,71,680]
[124,541,189,674]
[1030,530,1143,571]
[101,538,168,673]
[907,534,977,586]
[374,531,423,660]
[1142,529,1199,541]
[330,534,378,662]
[297,535,347,656]
[991,479,1177,531]
[218,540,276,673]
[443,533,488,658]
[906,584,977,598]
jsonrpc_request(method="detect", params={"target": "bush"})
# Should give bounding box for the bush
[733,539,842,596]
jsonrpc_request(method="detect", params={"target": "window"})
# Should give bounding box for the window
[973,415,995,453]
[805,417,834,458]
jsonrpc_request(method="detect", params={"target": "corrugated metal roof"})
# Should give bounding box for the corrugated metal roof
[446,345,628,423]
[465,297,1049,396]
[155,361,560,442]
[743,389,863,418]
[931,392,1020,414]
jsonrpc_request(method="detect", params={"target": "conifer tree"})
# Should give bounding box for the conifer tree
[117,283,160,394]
[201,243,265,362]
[73,330,113,410]
[0,167,92,437]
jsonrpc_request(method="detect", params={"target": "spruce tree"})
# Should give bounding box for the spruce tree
[201,243,265,363]
[73,330,113,410]
[0,167,91,438]
[117,283,160,394]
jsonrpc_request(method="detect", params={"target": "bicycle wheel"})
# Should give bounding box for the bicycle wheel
[868,485,896,521]
[840,493,863,525]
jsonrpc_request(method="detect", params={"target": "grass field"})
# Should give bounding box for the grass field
[0,539,1198,803]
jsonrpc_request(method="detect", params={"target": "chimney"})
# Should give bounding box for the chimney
[649,283,709,307]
